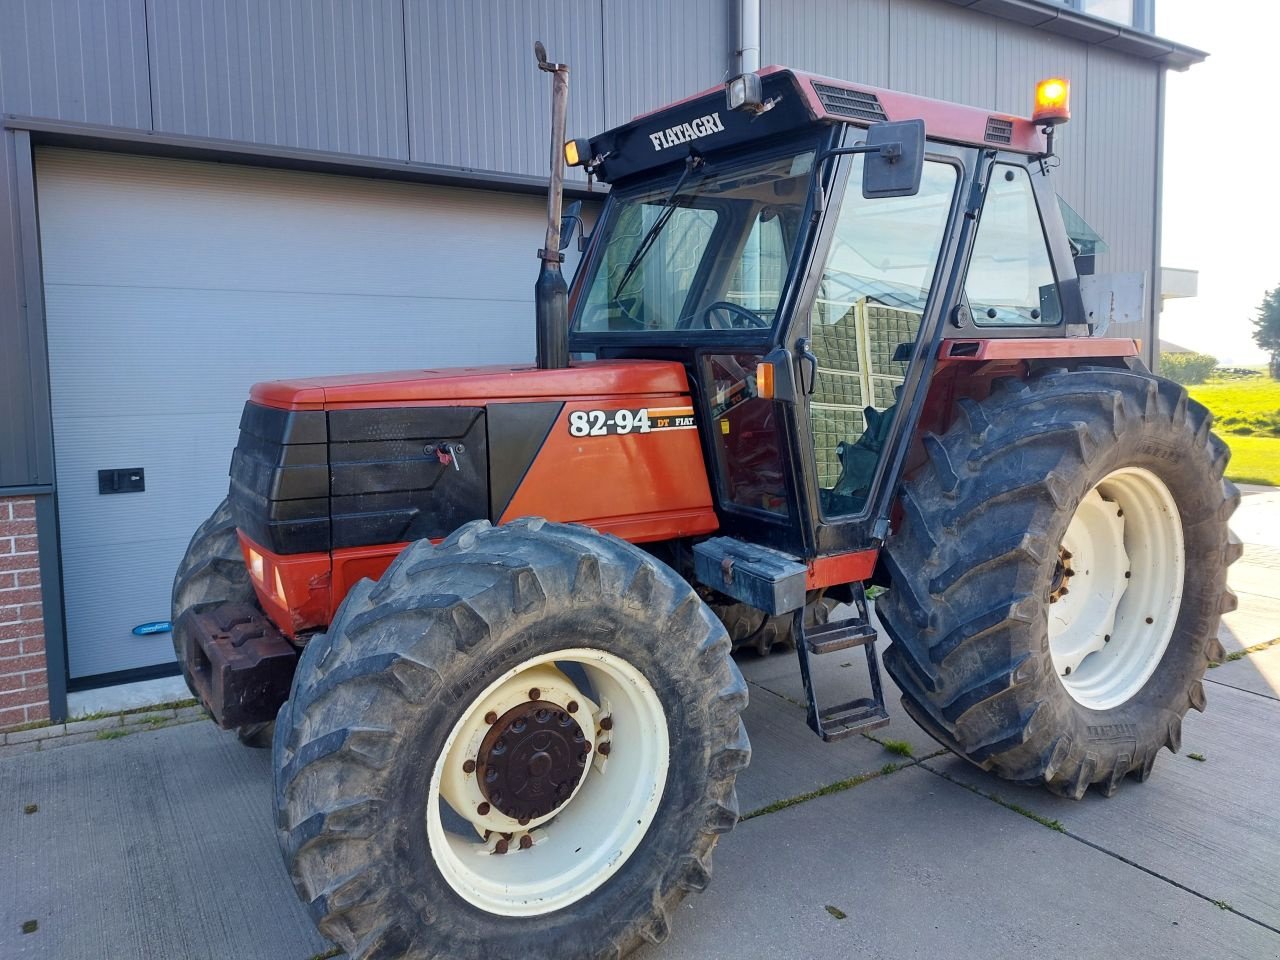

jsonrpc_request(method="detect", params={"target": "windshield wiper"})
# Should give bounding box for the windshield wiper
[614,155,705,298]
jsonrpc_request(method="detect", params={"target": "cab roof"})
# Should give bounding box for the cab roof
[587,66,1047,185]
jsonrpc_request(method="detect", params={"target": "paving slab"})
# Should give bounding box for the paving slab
[734,683,913,816]
[1218,588,1280,654]
[0,722,328,960]
[922,681,1280,932]
[1233,485,1280,549]
[634,765,1278,960]
[1209,644,1280,701]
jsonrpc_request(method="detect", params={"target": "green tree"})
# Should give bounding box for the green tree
[1253,285,1280,379]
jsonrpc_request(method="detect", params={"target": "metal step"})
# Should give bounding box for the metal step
[805,618,878,655]
[793,586,891,743]
[816,697,890,741]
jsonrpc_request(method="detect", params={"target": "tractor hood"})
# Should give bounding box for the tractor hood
[249,359,690,410]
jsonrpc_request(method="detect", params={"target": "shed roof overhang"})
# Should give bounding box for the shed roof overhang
[939,0,1208,69]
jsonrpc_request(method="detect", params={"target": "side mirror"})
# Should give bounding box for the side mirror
[862,119,925,199]
[559,200,583,251]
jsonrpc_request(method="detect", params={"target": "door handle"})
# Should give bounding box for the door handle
[796,337,818,395]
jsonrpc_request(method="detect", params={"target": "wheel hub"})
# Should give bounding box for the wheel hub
[477,701,589,821]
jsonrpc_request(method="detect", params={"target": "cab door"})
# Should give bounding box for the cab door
[788,140,971,556]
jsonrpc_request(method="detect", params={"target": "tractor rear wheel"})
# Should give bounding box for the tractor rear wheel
[879,366,1239,798]
[273,519,748,960]
[171,497,276,748]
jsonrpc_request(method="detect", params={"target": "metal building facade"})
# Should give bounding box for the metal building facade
[0,0,1202,714]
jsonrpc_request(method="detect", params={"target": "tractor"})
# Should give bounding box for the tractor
[172,48,1237,960]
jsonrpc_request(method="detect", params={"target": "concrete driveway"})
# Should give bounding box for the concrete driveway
[2,487,1278,960]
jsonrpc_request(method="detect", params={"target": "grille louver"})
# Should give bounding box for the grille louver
[985,117,1014,144]
[813,82,888,122]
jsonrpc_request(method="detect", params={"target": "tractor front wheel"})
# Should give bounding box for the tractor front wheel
[879,365,1239,798]
[273,519,748,960]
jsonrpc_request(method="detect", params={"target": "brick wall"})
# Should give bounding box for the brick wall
[0,497,49,728]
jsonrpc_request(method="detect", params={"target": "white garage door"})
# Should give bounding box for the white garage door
[37,147,568,681]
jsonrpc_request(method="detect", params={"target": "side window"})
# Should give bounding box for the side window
[967,165,1062,326]
[807,159,958,516]
[708,353,789,516]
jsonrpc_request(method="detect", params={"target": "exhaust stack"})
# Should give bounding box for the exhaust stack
[534,42,570,371]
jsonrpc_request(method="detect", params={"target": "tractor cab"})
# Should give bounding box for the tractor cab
[563,68,1095,568]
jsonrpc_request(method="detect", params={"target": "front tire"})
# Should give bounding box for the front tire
[879,366,1239,798]
[274,518,749,960]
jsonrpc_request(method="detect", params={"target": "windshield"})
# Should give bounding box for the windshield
[574,147,818,334]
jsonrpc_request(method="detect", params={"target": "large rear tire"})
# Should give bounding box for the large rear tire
[879,366,1239,798]
[273,518,749,960]
[171,497,277,748]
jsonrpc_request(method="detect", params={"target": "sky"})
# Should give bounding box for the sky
[1155,1,1280,364]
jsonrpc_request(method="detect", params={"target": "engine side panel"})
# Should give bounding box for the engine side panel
[501,395,717,542]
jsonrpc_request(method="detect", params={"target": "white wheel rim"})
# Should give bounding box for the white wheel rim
[1048,467,1185,710]
[426,648,669,916]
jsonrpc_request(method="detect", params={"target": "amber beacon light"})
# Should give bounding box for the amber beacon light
[1033,77,1071,126]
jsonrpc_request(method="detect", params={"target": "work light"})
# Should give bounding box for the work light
[726,72,763,112]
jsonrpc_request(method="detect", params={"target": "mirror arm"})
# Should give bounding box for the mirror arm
[813,142,903,166]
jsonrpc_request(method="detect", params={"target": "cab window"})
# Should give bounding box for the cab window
[968,165,1062,326]
[574,148,815,333]
[806,158,959,516]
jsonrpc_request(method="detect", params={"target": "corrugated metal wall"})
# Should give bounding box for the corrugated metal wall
[0,0,1165,488]
[147,0,410,158]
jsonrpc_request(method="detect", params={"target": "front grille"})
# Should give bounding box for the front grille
[985,116,1014,144]
[813,82,888,122]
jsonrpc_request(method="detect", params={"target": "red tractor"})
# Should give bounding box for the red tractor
[172,51,1236,960]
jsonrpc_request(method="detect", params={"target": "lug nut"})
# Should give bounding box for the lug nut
[484,711,498,725]
[518,817,530,826]
[1063,569,1074,578]
[567,700,579,713]
[477,802,491,816]
[600,716,613,731]
[1104,634,1111,643]
[519,835,533,850]
[598,742,611,756]
[582,741,592,754]
[495,838,509,854]
[529,687,541,700]
[1060,587,1069,597]
[1145,616,1154,624]
[462,759,476,774]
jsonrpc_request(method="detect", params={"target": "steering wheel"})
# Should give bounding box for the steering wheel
[694,301,771,330]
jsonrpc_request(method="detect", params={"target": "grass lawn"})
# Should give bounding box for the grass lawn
[1208,434,1280,487]
[1188,377,1280,437]
[1187,376,1280,486]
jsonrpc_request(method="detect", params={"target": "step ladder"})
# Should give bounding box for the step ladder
[793,587,890,742]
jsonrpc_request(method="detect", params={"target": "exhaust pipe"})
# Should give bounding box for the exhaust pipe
[534,41,570,371]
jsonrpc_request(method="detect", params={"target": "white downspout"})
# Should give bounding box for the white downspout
[734,0,760,75]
